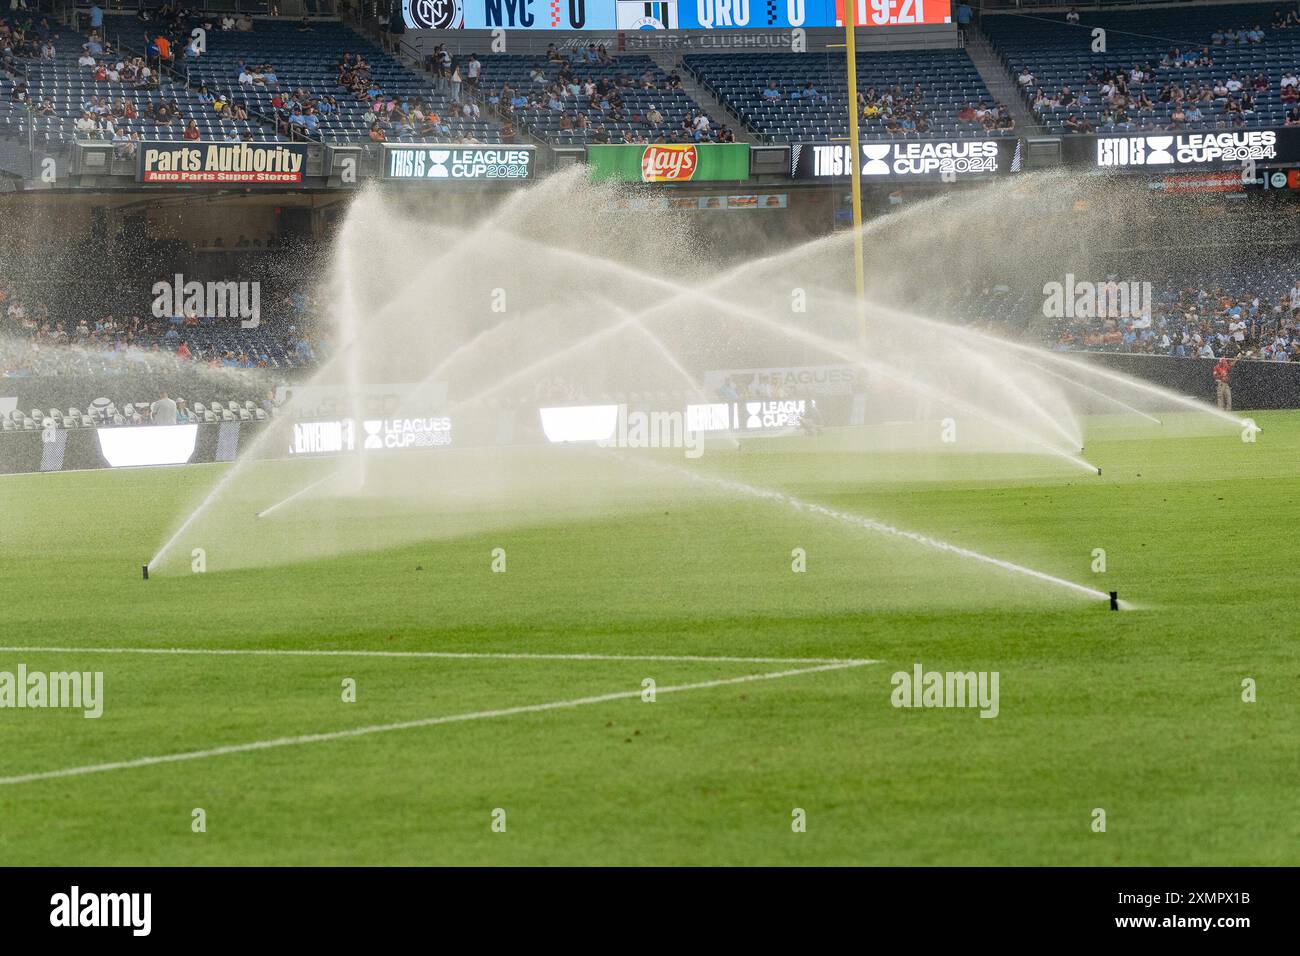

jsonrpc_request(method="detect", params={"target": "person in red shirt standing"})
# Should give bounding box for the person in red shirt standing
[1213,355,1236,410]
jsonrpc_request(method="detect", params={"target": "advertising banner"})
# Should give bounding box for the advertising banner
[705,365,864,398]
[382,144,536,181]
[276,382,450,422]
[407,0,951,29]
[791,139,1020,181]
[288,417,453,456]
[686,399,812,431]
[586,143,750,182]
[610,192,788,210]
[1059,128,1300,171]
[137,142,308,184]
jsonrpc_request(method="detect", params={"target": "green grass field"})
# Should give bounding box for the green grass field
[0,411,1296,866]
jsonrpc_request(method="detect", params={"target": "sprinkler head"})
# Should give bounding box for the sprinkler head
[142,564,149,581]
[1109,591,1118,611]
[1096,467,1102,476]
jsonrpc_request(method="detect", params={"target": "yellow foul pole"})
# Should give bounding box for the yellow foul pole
[843,0,867,342]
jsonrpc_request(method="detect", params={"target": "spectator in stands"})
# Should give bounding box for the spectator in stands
[1063,113,1091,134]
[150,390,178,425]
[761,80,780,102]
[1066,7,1079,25]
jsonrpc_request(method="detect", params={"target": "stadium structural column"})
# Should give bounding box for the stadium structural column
[843,2,867,344]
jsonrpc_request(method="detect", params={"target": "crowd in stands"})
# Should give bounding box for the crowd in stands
[478,46,731,146]
[0,269,324,380]
[182,16,504,144]
[687,50,1011,142]
[959,269,1300,363]
[992,3,1300,134]
[1048,279,1300,361]
[340,49,487,144]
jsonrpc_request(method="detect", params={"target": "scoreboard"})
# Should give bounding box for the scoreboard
[402,0,951,30]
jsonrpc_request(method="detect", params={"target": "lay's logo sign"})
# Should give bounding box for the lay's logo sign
[641,144,698,182]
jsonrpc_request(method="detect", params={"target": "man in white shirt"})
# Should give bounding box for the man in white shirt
[150,391,178,425]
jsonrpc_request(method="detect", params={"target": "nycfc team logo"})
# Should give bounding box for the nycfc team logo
[403,0,463,30]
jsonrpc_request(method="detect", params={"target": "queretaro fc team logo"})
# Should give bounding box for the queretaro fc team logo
[405,0,462,30]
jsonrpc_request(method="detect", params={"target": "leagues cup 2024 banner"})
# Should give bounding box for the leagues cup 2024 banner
[138,142,307,184]
[403,0,952,30]
[791,139,1021,181]
[587,143,750,182]
[1059,128,1300,170]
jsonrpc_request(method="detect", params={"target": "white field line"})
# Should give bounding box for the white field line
[0,646,875,666]
[0,660,874,786]
[627,457,1125,607]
